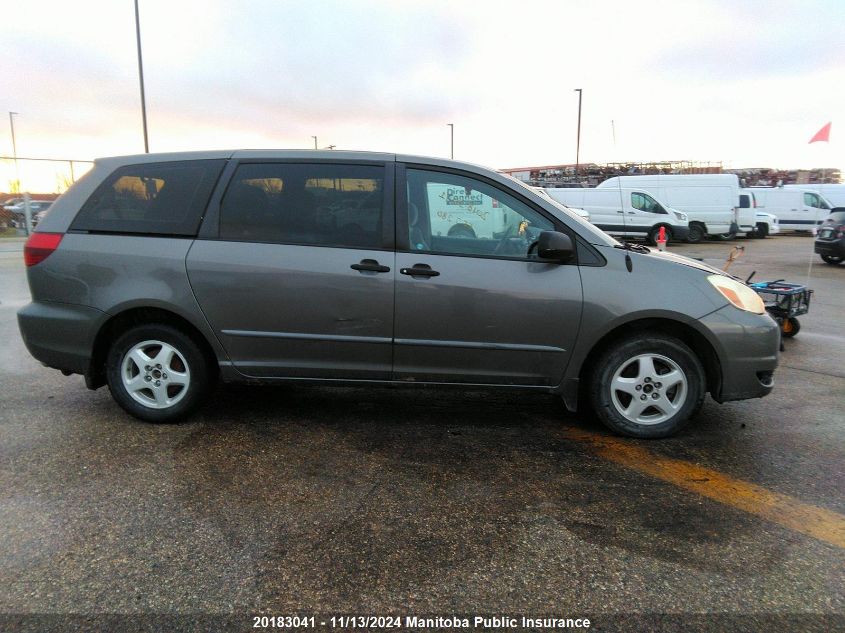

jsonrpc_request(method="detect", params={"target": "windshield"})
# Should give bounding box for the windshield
[498,172,619,246]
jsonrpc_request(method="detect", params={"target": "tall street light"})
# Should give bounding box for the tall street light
[574,89,582,177]
[134,0,149,153]
[312,136,318,149]
[8,111,19,191]
[447,123,454,159]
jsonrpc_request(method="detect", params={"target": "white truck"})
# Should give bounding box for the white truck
[543,187,689,244]
[597,174,752,242]
[749,187,833,231]
[738,189,779,238]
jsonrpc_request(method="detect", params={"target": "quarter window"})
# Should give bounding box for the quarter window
[406,169,554,259]
[71,160,225,236]
[219,163,384,248]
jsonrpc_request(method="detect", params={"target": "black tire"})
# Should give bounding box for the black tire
[106,324,212,423]
[647,225,672,246]
[686,223,705,244]
[782,317,800,338]
[755,222,769,239]
[714,230,737,241]
[589,333,706,439]
[821,253,843,265]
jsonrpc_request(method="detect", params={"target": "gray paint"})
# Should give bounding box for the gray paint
[19,149,779,411]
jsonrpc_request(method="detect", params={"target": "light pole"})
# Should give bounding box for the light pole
[447,123,454,159]
[8,111,19,191]
[312,136,318,149]
[574,89,582,177]
[134,0,149,153]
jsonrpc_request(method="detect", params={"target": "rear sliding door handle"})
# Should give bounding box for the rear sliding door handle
[351,259,390,273]
[400,264,440,277]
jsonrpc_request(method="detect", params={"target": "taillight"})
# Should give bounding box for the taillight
[24,232,63,267]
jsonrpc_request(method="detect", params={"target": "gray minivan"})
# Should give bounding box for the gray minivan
[18,151,779,438]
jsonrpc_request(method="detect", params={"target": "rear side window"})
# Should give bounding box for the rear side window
[219,163,385,248]
[71,160,225,236]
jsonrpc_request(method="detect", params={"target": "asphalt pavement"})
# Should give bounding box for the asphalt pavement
[0,235,843,632]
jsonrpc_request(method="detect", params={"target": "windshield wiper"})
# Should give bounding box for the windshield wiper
[614,242,651,254]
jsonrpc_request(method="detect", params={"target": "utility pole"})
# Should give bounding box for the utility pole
[312,136,318,149]
[447,123,454,159]
[574,89,582,176]
[134,0,149,152]
[8,112,19,191]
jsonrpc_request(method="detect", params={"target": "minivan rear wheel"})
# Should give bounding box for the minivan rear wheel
[589,334,705,438]
[106,324,211,423]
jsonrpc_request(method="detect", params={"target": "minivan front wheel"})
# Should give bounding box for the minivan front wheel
[589,334,705,438]
[106,324,210,423]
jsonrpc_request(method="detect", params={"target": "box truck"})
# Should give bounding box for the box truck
[544,187,689,244]
[597,174,752,242]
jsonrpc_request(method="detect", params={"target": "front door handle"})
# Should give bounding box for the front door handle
[400,263,440,278]
[351,259,390,273]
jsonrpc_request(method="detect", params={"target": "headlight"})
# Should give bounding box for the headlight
[673,211,688,221]
[707,275,765,314]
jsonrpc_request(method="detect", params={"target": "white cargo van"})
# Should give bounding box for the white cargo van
[544,187,689,244]
[597,174,751,242]
[750,187,833,231]
[783,184,845,209]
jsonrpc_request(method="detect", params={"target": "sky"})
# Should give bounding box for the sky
[1,0,843,192]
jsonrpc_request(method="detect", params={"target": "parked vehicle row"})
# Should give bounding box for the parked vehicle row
[18,150,779,438]
[597,174,752,242]
[539,175,833,244]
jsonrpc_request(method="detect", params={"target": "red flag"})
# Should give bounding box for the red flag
[809,122,831,143]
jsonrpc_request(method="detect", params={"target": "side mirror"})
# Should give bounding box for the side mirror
[537,231,574,262]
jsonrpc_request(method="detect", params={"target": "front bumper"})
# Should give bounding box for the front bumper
[698,305,780,402]
[18,301,107,374]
